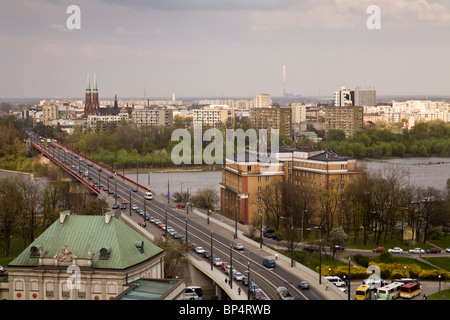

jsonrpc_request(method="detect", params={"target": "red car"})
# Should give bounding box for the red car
[103,187,109,191]
[426,248,441,254]
[372,247,385,253]
[176,203,186,208]
[122,199,128,204]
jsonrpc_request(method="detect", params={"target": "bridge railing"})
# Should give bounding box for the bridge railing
[54,141,150,192]
[31,141,100,195]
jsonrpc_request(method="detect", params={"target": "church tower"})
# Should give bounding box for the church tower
[84,73,92,115]
[92,73,100,114]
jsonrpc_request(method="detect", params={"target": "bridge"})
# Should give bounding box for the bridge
[29,133,346,301]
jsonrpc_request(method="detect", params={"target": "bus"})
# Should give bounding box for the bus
[184,286,203,300]
[355,284,371,300]
[400,282,421,299]
[376,282,403,300]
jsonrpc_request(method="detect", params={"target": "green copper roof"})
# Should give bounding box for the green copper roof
[93,73,98,92]
[9,215,163,270]
[86,73,91,92]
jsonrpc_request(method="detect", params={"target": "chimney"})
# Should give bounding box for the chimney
[105,213,113,224]
[59,211,70,224]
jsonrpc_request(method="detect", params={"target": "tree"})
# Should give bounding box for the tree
[327,227,348,259]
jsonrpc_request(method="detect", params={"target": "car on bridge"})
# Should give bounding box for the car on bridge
[233,243,244,250]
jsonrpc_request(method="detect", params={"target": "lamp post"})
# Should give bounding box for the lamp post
[210,231,213,271]
[281,216,294,267]
[229,243,233,289]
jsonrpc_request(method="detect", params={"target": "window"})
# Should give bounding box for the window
[265,176,269,182]
[62,283,70,298]
[78,284,86,299]
[46,282,54,297]
[247,166,252,172]
[15,280,24,291]
[31,281,39,291]
[258,186,262,193]
[258,176,262,182]
[108,284,116,294]
[93,284,101,293]
[341,174,345,180]
[257,197,262,204]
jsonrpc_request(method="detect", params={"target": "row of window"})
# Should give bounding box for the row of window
[15,280,117,297]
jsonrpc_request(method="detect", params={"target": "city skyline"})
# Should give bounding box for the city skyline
[1,0,450,99]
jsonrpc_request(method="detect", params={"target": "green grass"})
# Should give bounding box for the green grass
[423,257,450,271]
[427,289,450,300]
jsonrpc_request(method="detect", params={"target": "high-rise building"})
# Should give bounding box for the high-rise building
[192,106,234,127]
[250,106,292,137]
[333,87,354,107]
[354,88,376,106]
[291,103,307,124]
[253,94,272,108]
[41,105,59,125]
[325,106,363,138]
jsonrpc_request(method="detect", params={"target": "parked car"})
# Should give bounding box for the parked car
[176,203,186,208]
[446,248,450,253]
[271,234,282,241]
[233,243,244,250]
[0,265,4,273]
[372,247,385,253]
[298,281,309,290]
[388,247,403,254]
[409,248,425,254]
[426,248,441,254]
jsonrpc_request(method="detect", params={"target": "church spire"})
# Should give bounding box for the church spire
[93,73,98,92]
[86,73,91,92]
[114,93,118,108]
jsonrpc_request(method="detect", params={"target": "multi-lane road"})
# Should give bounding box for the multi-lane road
[30,134,325,300]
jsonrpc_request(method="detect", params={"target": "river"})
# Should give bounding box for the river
[124,157,450,203]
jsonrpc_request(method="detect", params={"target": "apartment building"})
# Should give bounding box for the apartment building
[334,87,354,107]
[192,106,234,127]
[221,148,366,227]
[132,108,173,127]
[41,105,59,125]
[354,88,376,107]
[253,94,272,108]
[291,103,307,124]
[249,106,292,137]
[324,106,363,138]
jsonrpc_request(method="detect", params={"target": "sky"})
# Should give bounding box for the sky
[1,0,450,100]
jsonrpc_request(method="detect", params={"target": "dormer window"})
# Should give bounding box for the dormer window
[99,247,111,260]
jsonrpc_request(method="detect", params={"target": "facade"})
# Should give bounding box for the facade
[354,88,376,107]
[192,106,234,127]
[291,103,307,124]
[132,108,174,127]
[7,212,165,300]
[41,105,59,125]
[249,106,292,137]
[253,94,272,108]
[324,106,364,138]
[221,148,366,226]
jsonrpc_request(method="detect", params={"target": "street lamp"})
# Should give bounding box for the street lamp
[281,216,294,267]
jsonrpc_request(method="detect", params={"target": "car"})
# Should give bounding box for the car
[112,204,119,209]
[408,248,425,254]
[103,186,109,191]
[263,257,276,268]
[388,247,403,254]
[132,205,138,211]
[234,272,244,281]
[249,283,261,295]
[195,246,205,254]
[157,222,164,228]
[213,257,222,267]
[372,247,385,253]
[122,199,128,204]
[242,277,249,286]
[225,265,236,275]
[176,203,186,208]
[233,243,244,250]
[446,248,450,253]
[109,190,115,194]
[0,265,4,273]
[120,204,127,210]
[172,232,180,239]
[271,234,282,241]
[263,232,272,238]
[298,281,309,290]
[426,248,441,254]
[154,219,162,225]
[202,251,212,260]
[221,262,229,271]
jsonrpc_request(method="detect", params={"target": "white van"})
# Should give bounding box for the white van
[324,276,346,287]
[144,192,153,200]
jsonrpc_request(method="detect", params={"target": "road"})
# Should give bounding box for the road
[30,134,326,300]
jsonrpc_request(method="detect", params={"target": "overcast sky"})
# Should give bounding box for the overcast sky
[1,0,449,99]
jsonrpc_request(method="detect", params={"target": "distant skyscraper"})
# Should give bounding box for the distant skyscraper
[354,88,376,106]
